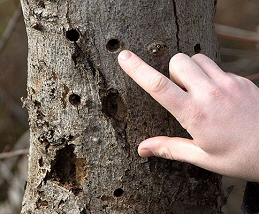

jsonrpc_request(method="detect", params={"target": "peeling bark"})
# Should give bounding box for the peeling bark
[21,0,222,213]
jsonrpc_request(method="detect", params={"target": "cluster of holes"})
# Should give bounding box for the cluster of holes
[65,28,121,52]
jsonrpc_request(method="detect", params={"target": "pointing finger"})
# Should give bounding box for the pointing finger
[118,50,189,115]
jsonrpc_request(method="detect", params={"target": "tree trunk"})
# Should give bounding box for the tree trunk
[21,0,222,213]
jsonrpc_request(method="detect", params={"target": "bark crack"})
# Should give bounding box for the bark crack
[65,0,72,27]
[172,0,180,52]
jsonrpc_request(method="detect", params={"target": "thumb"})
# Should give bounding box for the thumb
[138,136,207,164]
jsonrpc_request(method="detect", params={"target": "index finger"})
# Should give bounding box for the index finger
[118,50,189,115]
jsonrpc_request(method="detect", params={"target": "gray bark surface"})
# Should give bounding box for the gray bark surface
[21,0,222,213]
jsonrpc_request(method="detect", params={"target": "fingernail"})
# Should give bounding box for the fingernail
[119,50,132,61]
[138,148,154,157]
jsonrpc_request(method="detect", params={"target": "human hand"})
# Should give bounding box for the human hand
[118,50,259,182]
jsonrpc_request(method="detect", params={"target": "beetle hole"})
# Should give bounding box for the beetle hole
[39,157,43,167]
[69,93,81,106]
[114,188,124,197]
[37,0,45,8]
[148,41,167,56]
[194,44,201,54]
[106,39,121,52]
[66,29,80,42]
[101,89,127,122]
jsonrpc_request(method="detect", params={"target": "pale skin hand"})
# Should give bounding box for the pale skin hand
[118,50,259,182]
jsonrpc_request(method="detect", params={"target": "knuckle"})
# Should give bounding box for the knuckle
[190,108,207,127]
[225,73,246,92]
[183,104,207,130]
[225,75,240,90]
[180,91,217,131]
[148,74,169,94]
[158,147,174,160]
[236,75,254,88]
[206,85,224,100]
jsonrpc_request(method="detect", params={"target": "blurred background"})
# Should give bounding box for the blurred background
[0,0,29,213]
[0,0,259,213]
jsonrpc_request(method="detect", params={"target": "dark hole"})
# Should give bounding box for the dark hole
[34,100,41,107]
[37,0,45,8]
[42,144,76,184]
[60,138,66,143]
[106,39,121,52]
[194,43,201,54]
[39,157,43,167]
[66,29,80,42]
[72,187,83,196]
[69,93,81,106]
[68,135,74,140]
[80,208,87,214]
[102,90,118,118]
[114,188,124,197]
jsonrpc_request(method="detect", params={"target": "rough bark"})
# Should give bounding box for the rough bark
[21,0,222,213]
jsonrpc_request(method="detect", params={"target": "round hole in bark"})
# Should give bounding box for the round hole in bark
[194,43,201,54]
[66,29,80,42]
[39,157,43,167]
[106,39,121,52]
[114,188,124,197]
[37,0,45,8]
[69,93,81,106]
